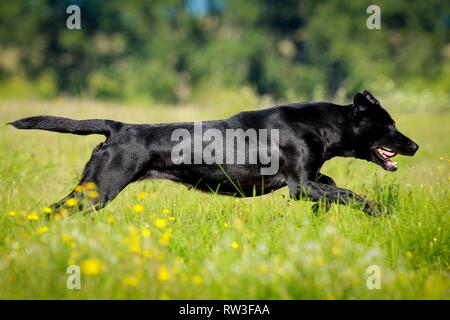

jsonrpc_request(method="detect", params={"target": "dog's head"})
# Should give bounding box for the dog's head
[351,90,419,171]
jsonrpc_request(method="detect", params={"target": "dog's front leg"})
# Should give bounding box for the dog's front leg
[289,180,382,215]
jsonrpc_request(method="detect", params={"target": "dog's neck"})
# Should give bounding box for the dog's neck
[320,104,358,160]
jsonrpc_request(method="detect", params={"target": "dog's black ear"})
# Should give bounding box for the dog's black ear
[353,92,371,112]
[362,90,379,105]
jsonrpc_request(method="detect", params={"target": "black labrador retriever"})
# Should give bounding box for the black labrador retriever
[9,90,418,216]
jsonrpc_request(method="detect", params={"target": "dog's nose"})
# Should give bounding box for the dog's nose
[410,142,419,154]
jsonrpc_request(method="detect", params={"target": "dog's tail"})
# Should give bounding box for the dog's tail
[8,116,122,137]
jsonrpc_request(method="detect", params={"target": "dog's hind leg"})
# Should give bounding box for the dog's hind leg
[311,174,336,214]
[49,144,145,215]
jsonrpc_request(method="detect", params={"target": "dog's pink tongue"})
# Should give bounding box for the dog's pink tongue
[384,150,396,157]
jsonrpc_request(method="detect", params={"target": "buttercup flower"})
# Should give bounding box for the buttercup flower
[154,218,167,229]
[80,259,103,276]
[87,191,100,199]
[27,212,39,220]
[66,198,78,207]
[192,275,203,285]
[133,204,145,214]
[258,264,269,274]
[74,185,85,193]
[138,191,148,200]
[159,231,171,245]
[107,215,115,224]
[141,228,151,237]
[158,265,170,282]
[8,211,17,217]
[36,226,49,236]
[122,275,139,287]
[84,182,97,190]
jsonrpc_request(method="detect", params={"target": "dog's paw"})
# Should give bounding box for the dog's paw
[311,201,331,215]
[363,200,387,217]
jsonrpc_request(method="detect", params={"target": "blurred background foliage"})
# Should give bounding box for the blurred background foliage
[0,0,449,106]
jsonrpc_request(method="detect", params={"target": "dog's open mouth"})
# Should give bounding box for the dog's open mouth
[376,147,398,171]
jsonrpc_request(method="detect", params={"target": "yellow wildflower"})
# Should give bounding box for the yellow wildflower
[128,244,142,255]
[107,215,115,224]
[406,251,413,258]
[159,293,170,300]
[159,231,171,245]
[156,252,165,261]
[133,204,145,214]
[62,234,72,242]
[192,275,203,285]
[154,218,167,229]
[128,225,137,234]
[66,198,78,207]
[142,248,152,257]
[59,208,69,217]
[158,265,170,282]
[332,245,341,256]
[42,207,53,214]
[168,216,176,221]
[258,263,269,274]
[74,185,85,193]
[162,208,170,214]
[87,190,100,199]
[138,191,148,200]
[84,182,97,190]
[8,211,17,217]
[122,275,139,287]
[314,256,325,266]
[80,259,103,276]
[234,219,244,231]
[231,241,239,250]
[223,222,228,228]
[36,226,49,236]
[141,228,151,238]
[27,212,39,220]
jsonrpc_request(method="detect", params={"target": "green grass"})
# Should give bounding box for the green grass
[0,99,448,299]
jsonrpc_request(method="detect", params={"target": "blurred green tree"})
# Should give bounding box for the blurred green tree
[0,0,448,102]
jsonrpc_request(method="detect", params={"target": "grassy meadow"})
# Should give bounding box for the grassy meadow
[0,98,449,299]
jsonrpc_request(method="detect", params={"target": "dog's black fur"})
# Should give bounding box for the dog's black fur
[9,90,418,216]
